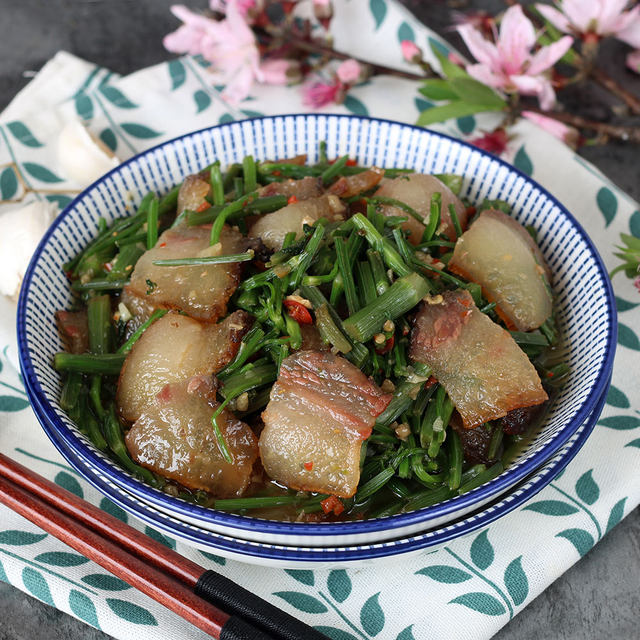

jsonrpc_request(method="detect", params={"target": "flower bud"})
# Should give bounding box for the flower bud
[401,39,422,64]
[313,0,333,22]
[336,58,364,85]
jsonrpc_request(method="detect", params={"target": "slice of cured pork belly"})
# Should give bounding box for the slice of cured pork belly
[448,209,552,331]
[126,376,258,497]
[374,173,467,244]
[249,195,345,251]
[259,350,392,498]
[117,310,251,423]
[176,173,210,216]
[410,290,547,429]
[258,176,323,200]
[128,223,245,322]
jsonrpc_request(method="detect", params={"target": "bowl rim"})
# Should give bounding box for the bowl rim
[17,113,618,536]
[27,373,607,561]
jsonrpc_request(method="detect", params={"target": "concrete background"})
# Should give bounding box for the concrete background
[0,1,638,638]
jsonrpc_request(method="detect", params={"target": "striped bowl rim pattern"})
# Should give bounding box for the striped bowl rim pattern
[18,114,616,540]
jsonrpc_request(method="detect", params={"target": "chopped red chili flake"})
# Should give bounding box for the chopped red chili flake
[375,335,394,355]
[321,495,344,516]
[273,170,281,176]
[158,242,167,248]
[287,195,299,205]
[303,461,314,471]
[425,376,437,388]
[547,371,554,378]
[196,201,209,212]
[283,299,313,324]
[345,159,357,166]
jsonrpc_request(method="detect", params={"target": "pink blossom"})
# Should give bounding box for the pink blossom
[448,51,466,67]
[470,128,509,155]
[259,59,301,84]
[457,5,573,109]
[635,275,640,293]
[313,0,333,22]
[164,2,293,104]
[401,40,422,63]
[336,59,363,84]
[209,0,260,22]
[627,49,640,73]
[164,3,260,104]
[535,1,640,41]
[522,111,580,149]
[302,77,340,108]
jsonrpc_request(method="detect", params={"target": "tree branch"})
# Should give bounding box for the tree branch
[523,107,640,143]
[261,28,429,81]
[590,67,640,115]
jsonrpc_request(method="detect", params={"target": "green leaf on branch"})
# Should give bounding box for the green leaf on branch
[449,77,506,108]
[431,47,467,79]
[417,101,503,127]
[419,79,458,101]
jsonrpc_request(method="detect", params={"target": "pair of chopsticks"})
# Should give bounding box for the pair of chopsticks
[0,453,328,640]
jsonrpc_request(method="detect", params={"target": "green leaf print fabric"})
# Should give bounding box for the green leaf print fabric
[0,2,638,639]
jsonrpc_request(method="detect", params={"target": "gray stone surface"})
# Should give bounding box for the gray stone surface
[0,1,638,639]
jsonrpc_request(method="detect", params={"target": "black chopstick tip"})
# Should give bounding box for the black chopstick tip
[196,570,330,640]
[221,616,276,640]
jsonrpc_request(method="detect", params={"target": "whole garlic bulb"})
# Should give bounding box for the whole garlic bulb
[0,200,58,299]
[57,120,120,187]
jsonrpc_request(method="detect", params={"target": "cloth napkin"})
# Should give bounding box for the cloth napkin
[1,2,638,639]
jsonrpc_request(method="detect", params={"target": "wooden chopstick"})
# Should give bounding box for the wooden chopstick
[0,473,270,639]
[0,453,328,640]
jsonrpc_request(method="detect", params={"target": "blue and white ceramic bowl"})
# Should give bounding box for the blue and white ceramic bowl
[27,373,608,568]
[18,114,616,547]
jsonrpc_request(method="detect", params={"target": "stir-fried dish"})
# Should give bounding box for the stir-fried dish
[54,143,568,521]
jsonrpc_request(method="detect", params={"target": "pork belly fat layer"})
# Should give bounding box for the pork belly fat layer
[374,173,467,244]
[259,351,392,497]
[117,310,251,423]
[128,223,245,322]
[449,209,552,331]
[410,290,547,428]
[126,376,258,497]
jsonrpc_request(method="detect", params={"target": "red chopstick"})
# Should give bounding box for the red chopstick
[0,453,328,640]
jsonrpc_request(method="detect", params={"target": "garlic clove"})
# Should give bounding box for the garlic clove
[0,200,58,299]
[57,120,120,187]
